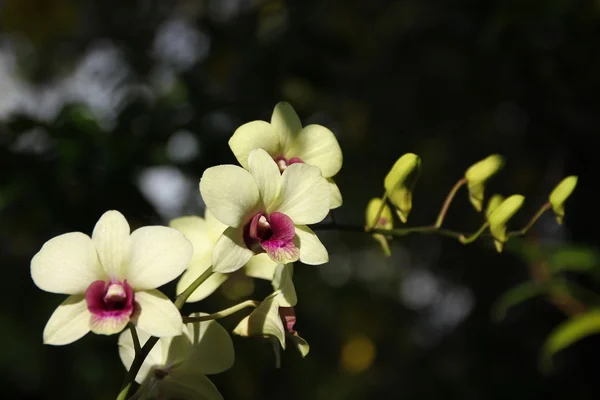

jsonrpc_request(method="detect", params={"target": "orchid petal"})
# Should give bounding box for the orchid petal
[212,227,254,273]
[228,121,280,169]
[248,148,282,211]
[287,124,343,178]
[277,163,330,225]
[92,210,131,280]
[182,314,235,375]
[126,226,192,291]
[327,178,343,209]
[31,232,105,295]
[243,254,279,281]
[133,290,183,337]
[295,225,329,265]
[43,295,91,345]
[271,102,302,153]
[200,165,260,228]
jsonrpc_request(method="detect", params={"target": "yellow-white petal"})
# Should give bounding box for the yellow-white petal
[133,290,183,337]
[243,254,279,280]
[157,371,224,400]
[248,148,282,211]
[277,163,330,225]
[287,124,343,178]
[229,120,281,169]
[176,255,229,303]
[182,314,235,375]
[233,293,286,349]
[31,232,106,295]
[126,226,193,291]
[272,264,297,307]
[204,208,227,242]
[43,295,91,345]
[295,225,329,265]
[200,165,261,228]
[92,210,131,280]
[169,216,214,263]
[328,178,343,209]
[118,328,166,383]
[212,227,254,273]
[271,102,302,153]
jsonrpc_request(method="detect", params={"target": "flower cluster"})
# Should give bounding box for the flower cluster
[30,102,341,399]
[30,102,578,399]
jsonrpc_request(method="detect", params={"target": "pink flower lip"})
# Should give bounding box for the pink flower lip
[274,156,304,173]
[279,307,297,334]
[243,212,300,263]
[86,279,135,320]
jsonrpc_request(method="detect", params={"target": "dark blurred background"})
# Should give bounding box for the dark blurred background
[1,0,600,399]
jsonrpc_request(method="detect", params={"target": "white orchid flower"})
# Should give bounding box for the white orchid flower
[31,210,193,345]
[118,315,234,400]
[200,148,330,273]
[229,102,343,209]
[170,210,281,303]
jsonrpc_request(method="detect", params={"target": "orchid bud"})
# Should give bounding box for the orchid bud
[384,153,421,223]
[465,154,504,212]
[549,176,578,224]
[488,194,525,253]
[485,194,505,220]
[365,198,393,256]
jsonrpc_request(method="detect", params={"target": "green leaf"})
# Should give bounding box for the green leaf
[492,281,551,322]
[547,246,600,274]
[542,310,600,371]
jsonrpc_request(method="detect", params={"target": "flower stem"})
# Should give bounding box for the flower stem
[434,178,466,228]
[116,267,215,400]
[128,324,141,355]
[182,300,260,323]
[459,222,489,244]
[508,202,551,237]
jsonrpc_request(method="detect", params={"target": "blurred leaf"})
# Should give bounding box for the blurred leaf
[542,310,600,371]
[493,280,556,322]
[547,246,600,274]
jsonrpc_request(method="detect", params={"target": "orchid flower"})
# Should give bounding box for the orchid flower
[31,210,192,345]
[233,264,309,364]
[229,102,343,209]
[118,315,234,400]
[170,210,281,303]
[200,148,330,273]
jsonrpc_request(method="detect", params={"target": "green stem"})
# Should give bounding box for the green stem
[182,300,260,323]
[366,191,388,231]
[434,178,467,228]
[129,324,141,355]
[459,222,489,244]
[508,202,551,237]
[116,267,215,400]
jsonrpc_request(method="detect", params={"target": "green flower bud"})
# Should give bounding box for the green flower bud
[485,194,505,220]
[465,154,505,212]
[384,153,421,223]
[233,291,286,348]
[549,176,578,224]
[365,198,393,256]
[488,194,525,253]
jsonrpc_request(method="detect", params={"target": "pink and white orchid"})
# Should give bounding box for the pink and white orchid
[31,210,193,345]
[170,210,281,303]
[200,148,330,273]
[229,102,343,209]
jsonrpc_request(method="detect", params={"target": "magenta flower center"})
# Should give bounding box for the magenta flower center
[85,280,135,318]
[274,156,304,173]
[244,212,295,251]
